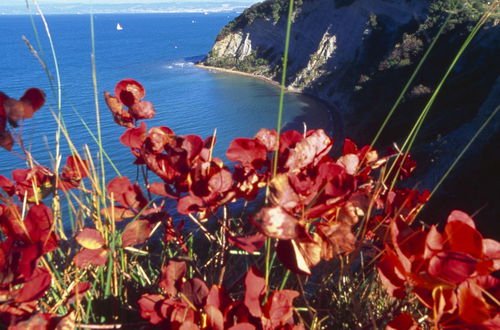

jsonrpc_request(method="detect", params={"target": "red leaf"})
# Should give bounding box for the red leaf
[228,324,256,330]
[120,121,147,150]
[268,174,300,211]
[149,182,179,199]
[264,290,299,326]
[122,219,151,247]
[181,278,209,308]
[377,247,407,299]
[457,281,491,324]
[253,206,298,240]
[428,251,477,284]
[24,204,59,254]
[444,219,483,259]
[65,155,89,179]
[386,312,419,330]
[447,209,476,228]
[67,282,91,304]
[228,233,266,254]
[15,267,51,303]
[177,194,204,215]
[205,305,224,330]
[115,78,145,107]
[479,238,500,272]
[104,91,134,128]
[4,98,25,122]
[76,228,105,250]
[343,138,358,155]
[244,266,265,318]
[208,167,233,194]
[101,205,136,222]
[107,176,148,209]
[254,128,277,152]
[0,174,14,195]
[20,88,45,117]
[316,222,355,259]
[144,126,174,153]
[206,285,231,311]
[159,260,187,297]
[138,294,167,325]
[279,130,303,153]
[129,100,155,120]
[276,238,321,275]
[226,138,267,170]
[73,248,108,268]
[284,129,332,170]
[0,130,14,151]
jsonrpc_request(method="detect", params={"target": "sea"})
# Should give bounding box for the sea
[0,13,333,181]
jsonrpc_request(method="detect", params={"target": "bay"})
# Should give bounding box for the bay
[0,13,333,180]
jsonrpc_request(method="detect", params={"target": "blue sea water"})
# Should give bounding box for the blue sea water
[0,13,332,180]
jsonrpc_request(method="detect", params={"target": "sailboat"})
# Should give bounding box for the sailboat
[116,23,123,31]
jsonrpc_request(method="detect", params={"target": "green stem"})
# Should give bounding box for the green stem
[272,0,295,178]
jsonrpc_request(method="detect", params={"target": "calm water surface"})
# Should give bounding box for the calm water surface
[0,13,332,180]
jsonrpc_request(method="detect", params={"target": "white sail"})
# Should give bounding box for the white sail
[116,23,123,31]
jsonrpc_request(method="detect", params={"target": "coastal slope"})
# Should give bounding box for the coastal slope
[201,0,500,234]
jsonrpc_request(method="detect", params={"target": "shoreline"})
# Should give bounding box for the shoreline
[194,63,287,90]
[194,62,344,149]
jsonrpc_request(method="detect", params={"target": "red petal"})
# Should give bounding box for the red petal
[244,266,265,318]
[115,78,145,107]
[76,228,105,250]
[122,219,151,247]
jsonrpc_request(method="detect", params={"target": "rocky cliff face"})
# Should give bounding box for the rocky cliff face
[202,0,500,236]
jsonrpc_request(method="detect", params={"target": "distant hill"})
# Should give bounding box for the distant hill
[0,1,256,15]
